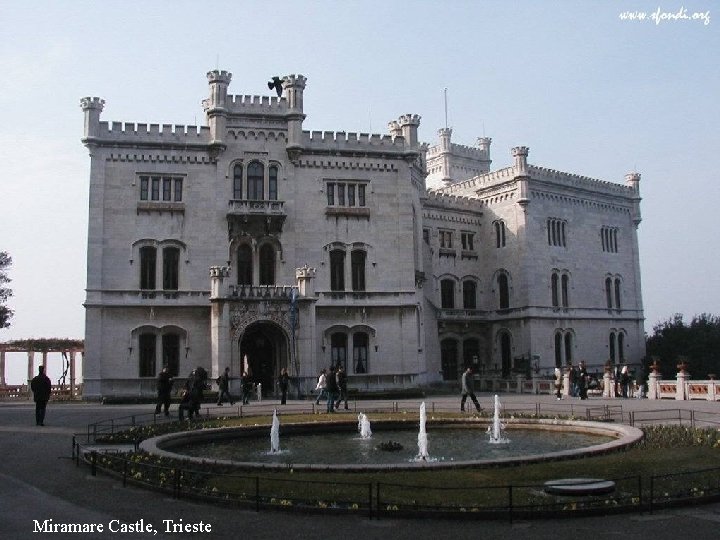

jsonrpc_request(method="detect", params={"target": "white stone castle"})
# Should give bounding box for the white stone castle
[80,71,645,399]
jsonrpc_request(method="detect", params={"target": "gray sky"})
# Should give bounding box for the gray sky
[1,0,718,384]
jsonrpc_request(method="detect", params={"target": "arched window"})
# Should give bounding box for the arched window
[330,250,345,291]
[331,332,347,371]
[462,280,476,309]
[551,273,559,307]
[494,220,506,248]
[441,279,455,309]
[561,274,569,308]
[498,273,509,309]
[500,332,512,377]
[618,332,625,362]
[441,338,458,381]
[353,332,368,373]
[140,246,156,289]
[247,162,264,200]
[268,165,278,201]
[139,333,156,377]
[609,332,616,363]
[605,277,613,309]
[162,247,179,290]
[564,332,573,365]
[162,333,180,376]
[237,244,253,285]
[614,278,622,310]
[259,244,275,285]
[233,163,243,199]
[351,250,366,292]
[555,332,563,367]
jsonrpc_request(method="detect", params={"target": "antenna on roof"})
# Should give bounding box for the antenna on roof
[215,54,219,70]
[444,88,448,129]
[368,105,372,133]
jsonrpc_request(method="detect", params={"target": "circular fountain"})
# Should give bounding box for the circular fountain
[139,398,643,472]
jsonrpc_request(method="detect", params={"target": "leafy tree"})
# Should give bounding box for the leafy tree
[646,313,720,378]
[0,251,13,329]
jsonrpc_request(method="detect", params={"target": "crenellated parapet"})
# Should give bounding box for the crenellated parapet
[300,130,411,156]
[80,97,106,140]
[90,122,211,147]
[529,165,637,196]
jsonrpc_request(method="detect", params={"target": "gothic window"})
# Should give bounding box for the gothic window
[547,218,567,247]
[441,338,458,381]
[601,226,618,253]
[268,165,278,201]
[462,280,476,309]
[233,164,243,199]
[551,273,559,307]
[609,332,616,363]
[564,332,573,365]
[494,220,506,248]
[162,333,180,377]
[139,333,156,377]
[259,244,275,285]
[461,232,474,251]
[618,332,625,362]
[500,332,512,377]
[237,244,252,285]
[498,272,509,309]
[441,279,455,309]
[423,228,430,244]
[162,247,179,290]
[351,250,366,292]
[605,277,613,309]
[330,249,345,291]
[561,274,569,308]
[614,278,622,310]
[140,246,156,289]
[331,332,347,371]
[247,162,264,200]
[555,332,563,367]
[353,332,368,374]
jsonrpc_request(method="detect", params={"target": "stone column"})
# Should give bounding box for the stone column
[603,371,614,398]
[27,351,34,383]
[562,370,571,397]
[647,371,659,399]
[516,374,523,394]
[41,351,48,371]
[69,350,77,396]
[0,350,6,386]
[676,369,688,400]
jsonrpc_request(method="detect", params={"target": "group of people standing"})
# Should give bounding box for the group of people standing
[313,366,349,413]
[554,361,590,400]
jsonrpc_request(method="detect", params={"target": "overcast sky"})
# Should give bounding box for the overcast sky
[0,0,718,384]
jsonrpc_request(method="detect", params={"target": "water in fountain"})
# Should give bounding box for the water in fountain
[358,413,372,439]
[416,402,430,460]
[270,409,281,453]
[487,394,510,444]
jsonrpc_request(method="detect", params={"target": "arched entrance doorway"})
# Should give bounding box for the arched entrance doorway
[239,322,288,397]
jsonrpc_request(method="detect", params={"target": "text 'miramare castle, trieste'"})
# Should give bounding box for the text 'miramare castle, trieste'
[80,70,644,399]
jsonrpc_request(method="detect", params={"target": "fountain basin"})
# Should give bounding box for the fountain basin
[139,418,643,472]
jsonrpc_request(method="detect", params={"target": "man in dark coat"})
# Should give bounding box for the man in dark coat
[460,367,482,413]
[154,367,174,416]
[278,367,289,405]
[216,366,233,406]
[325,366,339,413]
[335,366,349,410]
[30,365,52,426]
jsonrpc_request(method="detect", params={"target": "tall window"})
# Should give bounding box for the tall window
[353,332,368,373]
[555,333,563,367]
[609,332,616,363]
[268,165,278,201]
[247,162,264,200]
[601,226,618,253]
[162,247,179,290]
[461,232,474,251]
[463,280,476,309]
[564,332,573,365]
[439,230,453,248]
[237,245,252,285]
[331,333,347,371]
[555,329,574,366]
[259,244,275,285]
[500,332,512,377]
[614,278,622,310]
[494,220,506,248]
[162,333,180,376]
[498,273,509,309]
[547,218,567,247]
[351,250,366,291]
[139,175,183,202]
[330,250,345,291]
[551,273,559,307]
[139,333,156,377]
[326,181,367,207]
[233,164,243,199]
[140,247,156,289]
[561,274,569,308]
[618,332,625,362]
[605,277,613,309]
[441,279,455,309]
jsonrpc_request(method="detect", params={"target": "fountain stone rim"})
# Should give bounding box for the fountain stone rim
[139,418,644,472]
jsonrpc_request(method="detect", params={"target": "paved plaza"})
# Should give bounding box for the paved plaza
[1,393,719,540]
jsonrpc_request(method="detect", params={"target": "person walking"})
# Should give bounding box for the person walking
[314,369,327,406]
[216,366,233,405]
[154,366,174,416]
[325,366,339,413]
[620,365,630,398]
[30,365,52,426]
[335,365,349,410]
[278,367,289,405]
[460,367,482,413]
[241,370,253,405]
[578,361,589,400]
[554,367,563,400]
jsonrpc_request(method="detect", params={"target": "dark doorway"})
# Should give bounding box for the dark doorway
[239,322,287,397]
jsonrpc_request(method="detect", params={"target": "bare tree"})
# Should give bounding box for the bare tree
[0,251,13,329]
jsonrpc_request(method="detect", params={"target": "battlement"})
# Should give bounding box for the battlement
[398,113,421,127]
[426,141,490,159]
[283,74,307,88]
[528,165,635,196]
[80,97,105,111]
[93,121,211,145]
[221,94,289,116]
[424,190,481,210]
[206,70,232,84]
[301,130,409,153]
[436,167,516,194]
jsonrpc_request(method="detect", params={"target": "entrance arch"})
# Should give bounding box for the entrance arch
[239,322,288,397]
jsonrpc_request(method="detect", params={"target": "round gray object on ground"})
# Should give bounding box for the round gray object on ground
[543,478,616,496]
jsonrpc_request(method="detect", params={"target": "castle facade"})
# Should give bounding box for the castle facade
[80,71,645,399]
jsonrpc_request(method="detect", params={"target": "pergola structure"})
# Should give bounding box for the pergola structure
[0,338,84,396]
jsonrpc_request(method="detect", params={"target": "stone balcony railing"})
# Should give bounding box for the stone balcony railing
[227,284,296,300]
